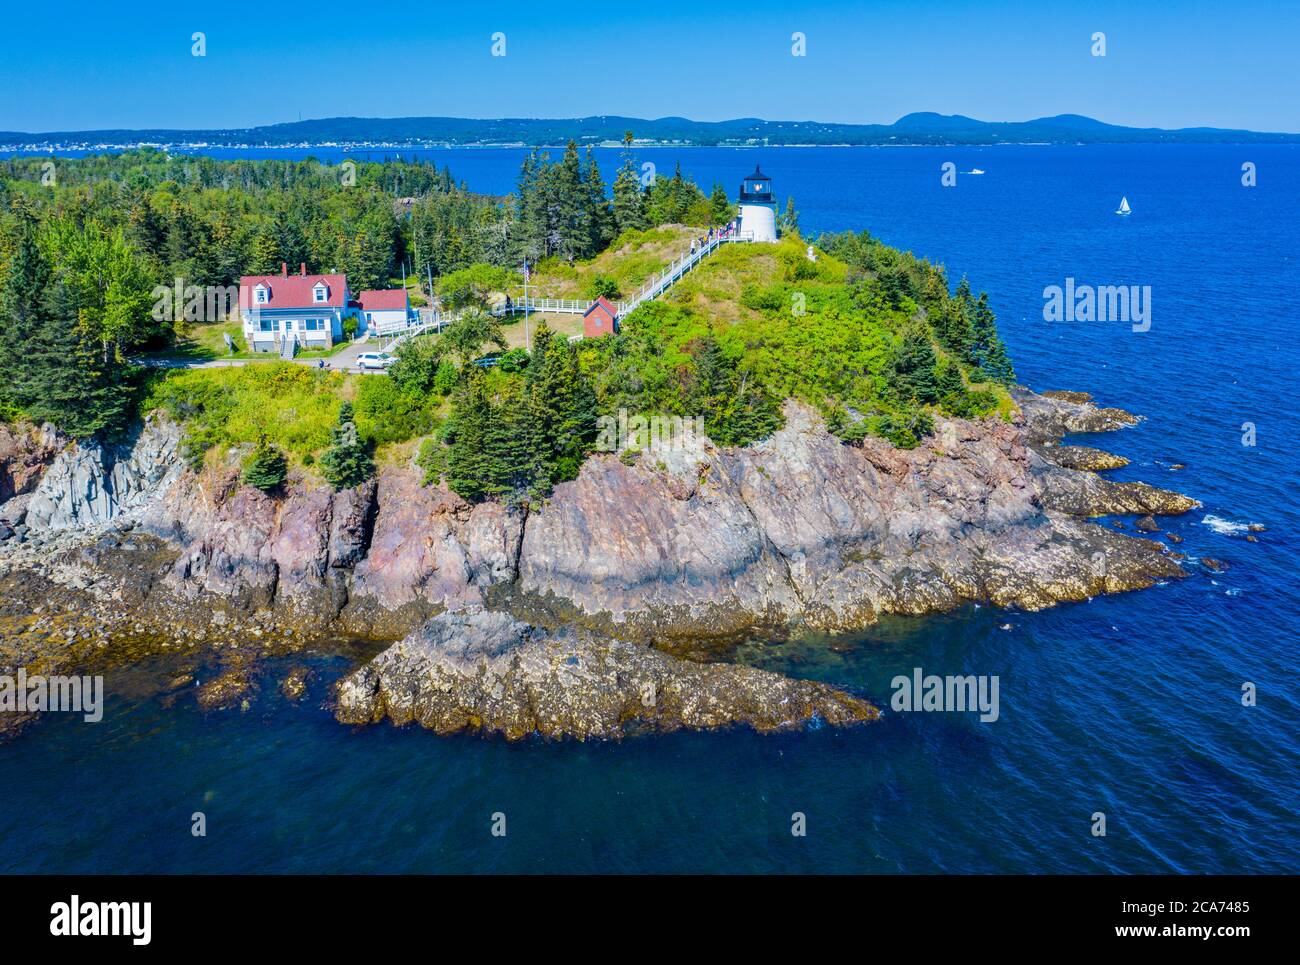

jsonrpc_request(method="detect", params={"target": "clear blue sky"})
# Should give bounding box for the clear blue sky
[3,0,1297,132]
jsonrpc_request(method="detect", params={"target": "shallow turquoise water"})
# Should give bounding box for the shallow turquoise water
[1,144,1297,873]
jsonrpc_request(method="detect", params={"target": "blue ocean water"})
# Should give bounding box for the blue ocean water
[1,144,1297,873]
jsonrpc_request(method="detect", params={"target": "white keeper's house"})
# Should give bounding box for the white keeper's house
[357,288,414,333]
[239,263,411,353]
[239,263,353,353]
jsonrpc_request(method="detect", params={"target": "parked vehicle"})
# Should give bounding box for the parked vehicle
[356,352,395,370]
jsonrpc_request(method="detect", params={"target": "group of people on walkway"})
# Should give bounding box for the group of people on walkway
[689,221,739,255]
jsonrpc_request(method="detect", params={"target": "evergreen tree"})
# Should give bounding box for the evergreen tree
[934,294,975,363]
[242,437,288,491]
[24,279,134,438]
[445,370,497,501]
[936,359,965,399]
[709,183,733,225]
[585,148,616,253]
[319,402,375,490]
[612,159,647,233]
[970,292,1016,385]
[555,141,591,261]
[690,335,782,445]
[0,218,52,409]
[779,197,800,235]
[887,323,940,404]
[513,153,548,265]
[527,323,596,482]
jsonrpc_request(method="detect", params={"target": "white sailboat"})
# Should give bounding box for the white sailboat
[1116,196,1132,216]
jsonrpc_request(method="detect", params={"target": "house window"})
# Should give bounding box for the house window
[313,285,328,303]
[365,313,374,323]
[283,319,295,331]
[254,285,269,304]
[305,318,323,331]
[258,318,274,332]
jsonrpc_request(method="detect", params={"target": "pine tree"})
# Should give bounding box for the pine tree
[446,371,497,501]
[249,224,280,274]
[513,153,548,265]
[585,148,615,253]
[0,218,52,409]
[612,159,647,233]
[690,335,781,445]
[936,359,965,398]
[887,323,940,404]
[24,280,133,439]
[555,141,591,261]
[970,292,1016,385]
[527,330,596,483]
[779,197,800,236]
[709,183,733,225]
[242,437,288,492]
[319,402,375,490]
[936,295,975,363]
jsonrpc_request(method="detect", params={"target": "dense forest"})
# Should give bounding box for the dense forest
[0,147,1016,508]
[0,144,723,435]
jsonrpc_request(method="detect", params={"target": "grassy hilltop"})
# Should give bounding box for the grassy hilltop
[1,149,1016,503]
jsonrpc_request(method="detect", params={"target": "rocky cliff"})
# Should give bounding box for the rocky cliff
[0,388,1200,740]
[2,389,1197,641]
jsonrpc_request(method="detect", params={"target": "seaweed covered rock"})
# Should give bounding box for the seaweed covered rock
[335,607,878,740]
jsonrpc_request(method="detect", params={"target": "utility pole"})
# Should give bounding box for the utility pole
[427,264,438,333]
[523,259,531,351]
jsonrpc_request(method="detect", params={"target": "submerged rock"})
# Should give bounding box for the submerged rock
[280,666,310,701]
[195,666,253,709]
[335,608,878,740]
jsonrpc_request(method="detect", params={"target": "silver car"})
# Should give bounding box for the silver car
[356,352,396,370]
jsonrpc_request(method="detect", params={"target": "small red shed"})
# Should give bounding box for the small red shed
[583,296,620,338]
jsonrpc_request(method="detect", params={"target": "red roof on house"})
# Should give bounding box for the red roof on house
[358,289,410,312]
[584,296,619,319]
[238,272,347,310]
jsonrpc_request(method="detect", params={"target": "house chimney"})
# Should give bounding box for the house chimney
[300,263,307,276]
[280,262,288,276]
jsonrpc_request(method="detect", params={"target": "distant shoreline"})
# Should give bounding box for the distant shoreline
[3,140,1292,156]
[5,111,1298,154]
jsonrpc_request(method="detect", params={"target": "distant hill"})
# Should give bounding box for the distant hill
[2,113,1296,149]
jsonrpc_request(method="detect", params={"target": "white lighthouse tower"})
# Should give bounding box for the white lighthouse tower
[736,165,778,242]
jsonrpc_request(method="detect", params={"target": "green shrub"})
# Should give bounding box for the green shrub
[389,335,445,395]
[353,375,434,446]
[143,363,343,461]
[584,273,622,300]
[433,359,459,396]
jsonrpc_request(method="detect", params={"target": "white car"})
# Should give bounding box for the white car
[356,352,396,370]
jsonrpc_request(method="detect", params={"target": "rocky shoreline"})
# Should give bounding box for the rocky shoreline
[0,388,1203,741]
